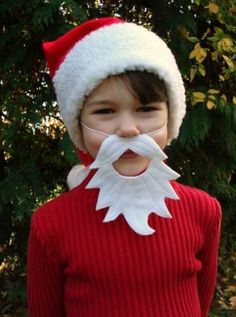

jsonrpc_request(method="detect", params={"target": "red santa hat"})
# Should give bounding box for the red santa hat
[43,17,186,150]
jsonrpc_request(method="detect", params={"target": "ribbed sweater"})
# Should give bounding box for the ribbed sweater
[27,173,222,317]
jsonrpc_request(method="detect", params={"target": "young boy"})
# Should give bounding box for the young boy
[27,17,222,317]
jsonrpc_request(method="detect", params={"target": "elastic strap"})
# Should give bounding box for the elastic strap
[81,121,168,137]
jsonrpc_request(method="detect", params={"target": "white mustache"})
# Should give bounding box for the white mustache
[90,134,167,169]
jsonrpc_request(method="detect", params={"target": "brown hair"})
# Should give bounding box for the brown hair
[118,70,168,105]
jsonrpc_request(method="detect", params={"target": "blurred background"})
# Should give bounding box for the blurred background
[0,0,235,316]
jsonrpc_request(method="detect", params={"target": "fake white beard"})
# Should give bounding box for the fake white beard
[85,134,180,236]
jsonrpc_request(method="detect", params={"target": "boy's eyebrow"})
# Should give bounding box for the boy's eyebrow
[84,99,114,107]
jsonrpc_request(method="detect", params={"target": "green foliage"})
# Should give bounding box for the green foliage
[0,0,235,315]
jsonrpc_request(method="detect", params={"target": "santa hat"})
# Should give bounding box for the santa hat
[43,17,186,150]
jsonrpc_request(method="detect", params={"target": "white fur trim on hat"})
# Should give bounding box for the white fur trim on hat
[53,22,186,149]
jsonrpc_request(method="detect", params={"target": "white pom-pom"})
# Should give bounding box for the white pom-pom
[67,165,90,189]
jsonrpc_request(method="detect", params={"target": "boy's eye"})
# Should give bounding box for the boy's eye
[137,106,157,112]
[94,108,114,114]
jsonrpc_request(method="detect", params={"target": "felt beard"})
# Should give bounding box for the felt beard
[86,134,180,235]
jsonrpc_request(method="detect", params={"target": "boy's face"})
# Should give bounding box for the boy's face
[80,76,168,176]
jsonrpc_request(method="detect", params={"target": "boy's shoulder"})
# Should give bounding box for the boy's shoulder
[172,181,215,199]
[171,181,222,225]
[34,185,84,215]
[30,182,93,236]
[32,170,96,222]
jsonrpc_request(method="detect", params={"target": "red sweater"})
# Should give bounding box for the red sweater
[27,173,222,317]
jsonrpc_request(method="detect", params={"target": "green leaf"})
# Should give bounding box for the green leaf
[178,105,212,151]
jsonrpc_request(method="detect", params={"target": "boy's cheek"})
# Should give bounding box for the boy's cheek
[82,132,105,158]
[152,129,168,150]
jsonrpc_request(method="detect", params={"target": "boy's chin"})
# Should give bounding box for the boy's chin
[112,156,150,177]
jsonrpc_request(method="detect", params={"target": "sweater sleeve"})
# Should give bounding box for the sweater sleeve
[27,211,66,317]
[197,198,222,317]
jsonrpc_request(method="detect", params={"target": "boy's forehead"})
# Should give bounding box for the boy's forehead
[94,75,133,91]
[84,76,139,104]
[84,99,115,108]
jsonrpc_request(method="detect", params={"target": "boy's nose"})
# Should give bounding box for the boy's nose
[116,116,140,138]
